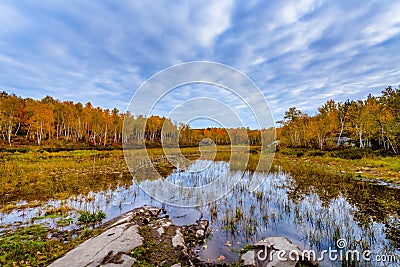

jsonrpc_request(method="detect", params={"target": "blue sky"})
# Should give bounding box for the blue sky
[0,0,399,126]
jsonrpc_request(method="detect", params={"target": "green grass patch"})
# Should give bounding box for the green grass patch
[0,150,132,205]
[77,210,106,228]
[0,225,102,266]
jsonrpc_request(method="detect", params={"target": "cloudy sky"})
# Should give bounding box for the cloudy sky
[0,0,399,126]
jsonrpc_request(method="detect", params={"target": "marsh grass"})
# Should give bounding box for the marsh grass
[277,148,400,183]
[1,146,400,265]
[77,210,106,228]
[0,224,102,266]
[0,150,132,206]
[273,155,400,213]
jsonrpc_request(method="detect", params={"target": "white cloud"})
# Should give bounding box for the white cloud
[362,2,400,45]
[0,3,28,34]
[277,0,321,25]
[194,1,234,46]
[0,0,399,124]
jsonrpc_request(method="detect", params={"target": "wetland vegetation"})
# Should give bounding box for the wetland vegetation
[0,88,399,266]
[0,147,399,266]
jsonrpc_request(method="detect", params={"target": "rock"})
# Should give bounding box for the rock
[102,254,136,267]
[240,237,318,267]
[254,237,303,255]
[241,250,256,266]
[182,219,210,240]
[195,229,205,238]
[162,221,172,227]
[147,207,161,216]
[109,212,133,228]
[48,223,142,267]
[197,219,209,230]
[157,226,164,235]
[172,229,186,247]
[49,206,207,267]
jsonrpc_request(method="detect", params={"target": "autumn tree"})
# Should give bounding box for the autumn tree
[282,107,304,147]
[379,86,400,153]
[25,99,54,145]
[315,100,339,149]
[337,100,350,146]
[0,93,23,145]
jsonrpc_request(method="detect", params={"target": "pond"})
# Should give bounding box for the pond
[0,150,399,266]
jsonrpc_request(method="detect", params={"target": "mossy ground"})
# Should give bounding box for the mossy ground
[276,148,400,184]
[0,224,102,267]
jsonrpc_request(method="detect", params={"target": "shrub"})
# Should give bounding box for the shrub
[78,210,106,228]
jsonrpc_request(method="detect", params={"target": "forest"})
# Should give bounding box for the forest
[0,86,399,153]
[278,86,400,153]
[0,92,266,148]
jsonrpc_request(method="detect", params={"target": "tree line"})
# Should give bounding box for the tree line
[0,92,271,148]
[0,93,123,147]
[277,86,400,153]
[1,86,398,152]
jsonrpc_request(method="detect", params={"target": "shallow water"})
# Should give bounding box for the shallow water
[1,159,399,266]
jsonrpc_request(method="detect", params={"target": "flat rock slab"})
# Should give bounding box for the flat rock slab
[48,206,210,267]
[241,236,318,267]
[49,222,142,267]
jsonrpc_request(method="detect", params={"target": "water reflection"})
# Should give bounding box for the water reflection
[1,158,399,266]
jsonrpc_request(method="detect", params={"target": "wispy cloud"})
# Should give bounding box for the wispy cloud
[0,0,399,125]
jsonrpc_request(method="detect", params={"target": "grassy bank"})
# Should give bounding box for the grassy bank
[0,150,131,208]
[276,147,400,184]
[0,224,103,266]
[0,146,226,209]
[1,146,399,209]
[0,146,399,266]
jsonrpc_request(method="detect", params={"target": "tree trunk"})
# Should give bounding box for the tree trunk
[337,120,344,146]
[7,124,11,145]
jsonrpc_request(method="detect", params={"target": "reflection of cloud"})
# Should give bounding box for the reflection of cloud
[0,0,399,123]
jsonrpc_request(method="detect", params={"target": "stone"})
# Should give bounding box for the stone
[241,250,256,266]
[197,219,209,230]
[49,206,208,267]
[103,254,136,267]
[49,223,142,267]
[255,237,302,255]
[147,207,161,216]
[242,236,318,267]
[162,221,172,227]
[157,226,164,235]
[195,229,205,238]
[172,229,185,248]
[109,212,133,228]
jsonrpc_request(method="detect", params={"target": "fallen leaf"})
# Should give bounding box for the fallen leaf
[217,255,225,261]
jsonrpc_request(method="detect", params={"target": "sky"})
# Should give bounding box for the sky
[0,0,399,127]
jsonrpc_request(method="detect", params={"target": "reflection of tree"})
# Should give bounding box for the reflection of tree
[384,216,400,249]
[275,159,400,249]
